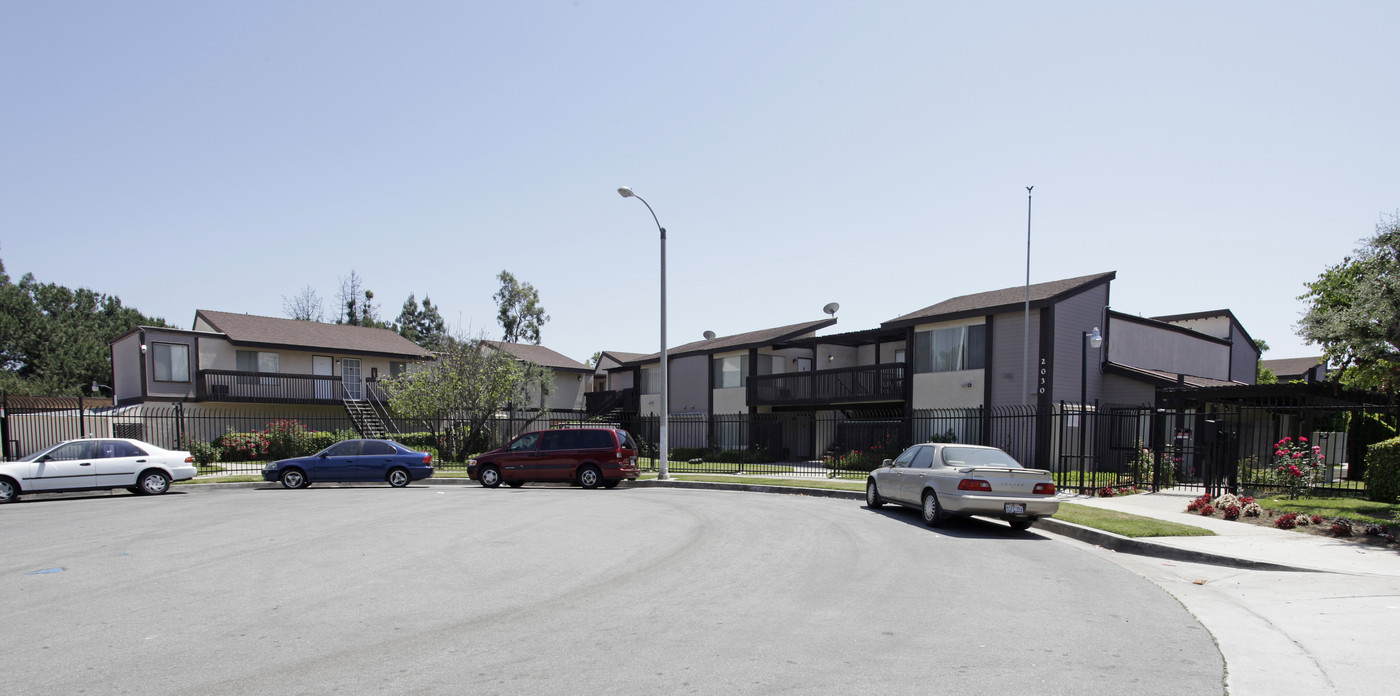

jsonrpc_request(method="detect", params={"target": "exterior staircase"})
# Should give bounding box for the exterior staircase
[343,399,390,439]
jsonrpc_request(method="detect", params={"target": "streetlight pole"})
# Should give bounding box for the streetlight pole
[618,186,669,480]
[1023,186,1033,406]
[1079,327,1102,489]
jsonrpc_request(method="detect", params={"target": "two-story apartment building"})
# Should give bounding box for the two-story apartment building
[481,340,592,412]
[595,272,1262,466]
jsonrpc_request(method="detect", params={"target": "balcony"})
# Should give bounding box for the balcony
[197,370,389,405]
[585,388,638,416]
[747,364,905,407]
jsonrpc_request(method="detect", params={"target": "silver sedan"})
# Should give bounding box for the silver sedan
[865,443,1059,530]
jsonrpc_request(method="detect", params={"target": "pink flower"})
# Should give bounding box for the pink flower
[1299,437,1308,443]
[1293,452,1302,459]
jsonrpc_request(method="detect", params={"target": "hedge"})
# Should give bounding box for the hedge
[1365,436,1400,504]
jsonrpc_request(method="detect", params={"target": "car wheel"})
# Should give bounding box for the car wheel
[1009,519,1034,531]
[506,481,524,488]
[865,480,884,509]
[577,465,602,489]
[387,467,410,488]
[280,468,308,489]
[478,466,502,488]
[921,491,947,527]
[0,478,18,503]
[137,470,171,495]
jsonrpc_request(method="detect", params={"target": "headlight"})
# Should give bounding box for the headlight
[467,459,477,467]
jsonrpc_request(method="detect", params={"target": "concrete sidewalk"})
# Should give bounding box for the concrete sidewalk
[1048,488,1400,577]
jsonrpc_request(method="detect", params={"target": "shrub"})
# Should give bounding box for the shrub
[1243,502,1262,517]
[1223,504,1241,521]
[217,430,271,461]
[1330,518,1353,537]
[1275,512,1300,529]
[1310,514,1324,525]
[178,435,221,468]
[1272,436,1324,499]
[1363,523,1386,536]
[394,431,444,454]
[1185,493,1212,512]
[265,419,316,460]
[1364,436,1400,504]
[669,447,710,461]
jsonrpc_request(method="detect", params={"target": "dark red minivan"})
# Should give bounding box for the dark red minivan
[468,427,640,489]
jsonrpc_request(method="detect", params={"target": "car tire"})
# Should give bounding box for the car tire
[280,468,308,489]
[478,466,502,488]
[506,481,524,488]
[136,470,171,496]
[865,480,884,509]
[921,491,947,527]
[0,477,18,503]
[1009,519,1034,531]
[387,467,410,488]
[577,465,602,489]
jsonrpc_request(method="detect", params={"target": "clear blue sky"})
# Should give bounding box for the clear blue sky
[4,2,1396,366]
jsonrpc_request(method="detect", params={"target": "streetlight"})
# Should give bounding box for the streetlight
[1079,327,1103,488]
[91,380,113,398]
[618,186,669,480]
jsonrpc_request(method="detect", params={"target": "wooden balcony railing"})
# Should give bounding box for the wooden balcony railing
[197,370,347,404]
[747,364,905,406]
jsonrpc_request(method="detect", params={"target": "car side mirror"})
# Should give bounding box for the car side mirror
[882,458,893,468]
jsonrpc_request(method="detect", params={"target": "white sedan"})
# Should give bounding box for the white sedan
[0,438,197,503]
[865,443,1059,530]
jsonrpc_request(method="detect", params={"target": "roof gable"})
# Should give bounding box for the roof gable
[194,310,432,359]
[882,272,1115,328]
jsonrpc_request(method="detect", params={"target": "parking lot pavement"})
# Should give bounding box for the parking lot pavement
[3,485,1223,695]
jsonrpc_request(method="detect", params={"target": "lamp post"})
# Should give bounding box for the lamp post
[1079,327,1102,487]
[618,186,668,480]
[91,380,113,401]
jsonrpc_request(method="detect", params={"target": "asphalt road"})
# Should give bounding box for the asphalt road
[2,485,1224,695]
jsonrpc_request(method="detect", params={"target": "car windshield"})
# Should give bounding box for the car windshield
[941,447,1022,469]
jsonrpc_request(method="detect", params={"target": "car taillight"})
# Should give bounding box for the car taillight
[1034,482,1056,495]
[423,453,433,464]
[184,456,194,464]
[957,479,992,492]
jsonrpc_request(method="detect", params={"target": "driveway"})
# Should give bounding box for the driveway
[2,486,1223,695]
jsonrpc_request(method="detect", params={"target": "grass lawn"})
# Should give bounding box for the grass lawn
[1253,496,1399,527]
[1055,503,1217,538]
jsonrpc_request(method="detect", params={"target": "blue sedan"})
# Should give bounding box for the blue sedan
[262,439,434,489]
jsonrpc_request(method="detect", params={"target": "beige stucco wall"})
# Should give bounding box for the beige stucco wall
[712,387,746,414]
[912,370,985,409]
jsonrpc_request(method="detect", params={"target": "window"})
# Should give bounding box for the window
[325,441,361,457]
[390,361,407,378]
[894,349,906,364]
[97,441,146,458]
[911,446,936,468]
[236,350,280,385]
[47,441,96,461]
[712,354,749,388]
[153,342,190,382]
[641,365,663,394]
[913,325,986,373]
[361,441,395,456]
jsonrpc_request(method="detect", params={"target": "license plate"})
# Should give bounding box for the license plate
[1004,503,1026,515]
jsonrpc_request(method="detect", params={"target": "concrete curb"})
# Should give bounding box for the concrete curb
[1035,517,1319,573]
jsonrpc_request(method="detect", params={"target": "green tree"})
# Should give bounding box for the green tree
[0,257,166,396]
[1253,339,1277,384]
[493,270,549,345]
[395,294,448,350]
[1296,213,1400,393]
[381,331,551,460]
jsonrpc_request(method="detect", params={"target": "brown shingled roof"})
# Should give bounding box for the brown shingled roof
[620,319,838,365]
[883,272,1116,327]
[482,341,592,372]
[194,310,433,359]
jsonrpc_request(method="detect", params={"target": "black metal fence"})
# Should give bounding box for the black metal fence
[3,394,1393,498]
